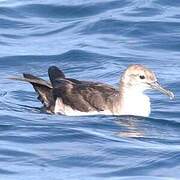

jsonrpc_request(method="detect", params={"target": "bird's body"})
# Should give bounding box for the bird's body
[11,65,174,117]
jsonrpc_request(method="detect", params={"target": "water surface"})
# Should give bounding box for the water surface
[0,0,180,179]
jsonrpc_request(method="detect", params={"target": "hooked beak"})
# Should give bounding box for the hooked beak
[148,81,175,100]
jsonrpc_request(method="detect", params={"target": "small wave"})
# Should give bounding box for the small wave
[14,1,130,19]
[0,90,7,97]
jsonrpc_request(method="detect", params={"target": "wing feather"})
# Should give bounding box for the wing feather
[53,79,118,112]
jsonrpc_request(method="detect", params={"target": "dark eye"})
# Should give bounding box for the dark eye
[139,75,145,79]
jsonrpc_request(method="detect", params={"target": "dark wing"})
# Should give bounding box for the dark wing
[10,74,54,112]
[52,79,118,112]
[22,74,55,111]
[48,65,118,112]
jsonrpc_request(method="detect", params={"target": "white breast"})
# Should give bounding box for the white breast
[119,90,151,117]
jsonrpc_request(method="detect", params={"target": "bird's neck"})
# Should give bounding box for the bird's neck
[117,83,151,117]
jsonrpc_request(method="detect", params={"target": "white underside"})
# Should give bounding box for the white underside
[54,98,112,116]
[54,91,151,117]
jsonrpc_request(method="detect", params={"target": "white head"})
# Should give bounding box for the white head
[120,64,174,99]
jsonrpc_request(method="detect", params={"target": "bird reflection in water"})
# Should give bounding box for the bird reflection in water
[114,116,146,138]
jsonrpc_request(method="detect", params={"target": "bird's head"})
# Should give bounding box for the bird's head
[121,64,174,99]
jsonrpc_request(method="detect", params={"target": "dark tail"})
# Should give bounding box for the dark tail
[10,74,54,112]
[10,66,66,112]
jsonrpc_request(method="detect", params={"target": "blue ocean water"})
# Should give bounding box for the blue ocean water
[0,0,180,179]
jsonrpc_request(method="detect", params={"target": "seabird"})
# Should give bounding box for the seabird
[11,64,174,117]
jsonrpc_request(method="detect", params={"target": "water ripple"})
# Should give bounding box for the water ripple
[0,0,180,179]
